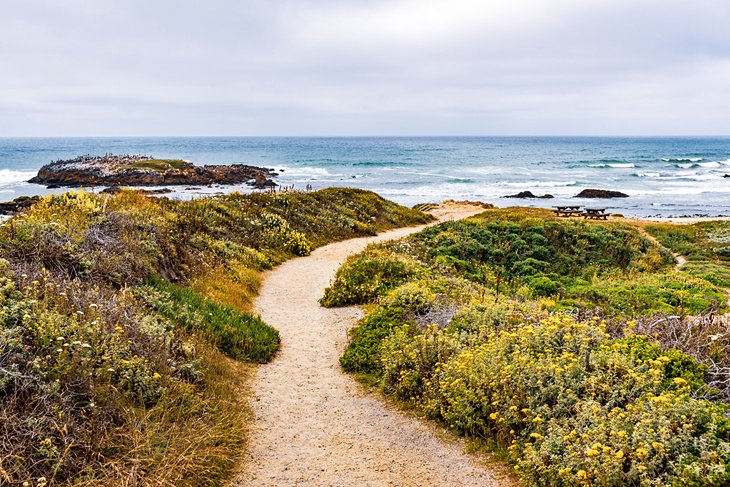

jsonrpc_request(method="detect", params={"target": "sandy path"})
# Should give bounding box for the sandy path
[233,204,504,487]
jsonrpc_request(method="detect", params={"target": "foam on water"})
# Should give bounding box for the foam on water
[0,169,37,184]
[662,157,704,162]
[608,163,635,168]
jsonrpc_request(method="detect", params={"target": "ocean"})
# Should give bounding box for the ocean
[1,136,729,218]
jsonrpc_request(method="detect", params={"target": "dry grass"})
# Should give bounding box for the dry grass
[80,345,253,487]
[190,263,260,314]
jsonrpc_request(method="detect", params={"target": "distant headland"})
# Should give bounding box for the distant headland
[28,154,278,189]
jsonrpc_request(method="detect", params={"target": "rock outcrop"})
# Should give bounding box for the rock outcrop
[0,196,41,215]
[29,154,278,188]
[503,191,554,199]
[574,188,629,198]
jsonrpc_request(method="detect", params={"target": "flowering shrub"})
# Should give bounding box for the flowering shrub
[378,314,730,486]
[284,230,312,256]
[334,209,730,486]
[321,247,429,307]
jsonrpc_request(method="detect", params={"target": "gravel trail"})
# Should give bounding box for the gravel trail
[233,204,505,487]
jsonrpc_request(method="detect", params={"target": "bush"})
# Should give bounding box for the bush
[334,209,730,486]
[378,315,730,486]
[321,247,428,307]
[0,187,430,484]
[139,278,280,363]
[529,276,560,297]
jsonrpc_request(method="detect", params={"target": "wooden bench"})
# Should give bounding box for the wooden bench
[583,208,610,220]
[553,205,583,217]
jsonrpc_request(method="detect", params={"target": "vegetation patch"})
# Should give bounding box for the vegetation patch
[0,188,430,485]
[328,208,730,486]
[130,159,190,171]
[141,278,279,363]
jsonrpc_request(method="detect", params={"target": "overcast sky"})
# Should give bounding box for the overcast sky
[1,0,729,136]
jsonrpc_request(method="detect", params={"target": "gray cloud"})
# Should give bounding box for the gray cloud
[0,0,728,135]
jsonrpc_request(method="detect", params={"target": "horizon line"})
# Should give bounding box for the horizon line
[2,134,730,139]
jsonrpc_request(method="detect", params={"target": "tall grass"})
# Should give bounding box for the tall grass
[142,277,279,363]
[0,188,430,485]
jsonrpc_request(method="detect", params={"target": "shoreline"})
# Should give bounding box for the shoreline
[2,135,730,217]
[1,190,729,224]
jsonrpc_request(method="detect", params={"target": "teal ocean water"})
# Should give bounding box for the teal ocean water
[1,136,729,217]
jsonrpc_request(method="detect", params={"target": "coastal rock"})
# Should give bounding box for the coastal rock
[503,191,554,199]
[0,196,41,215]
[101,186,173,195]
[28,154,278,188]
[252,173,278,189]
[574,188,629,198]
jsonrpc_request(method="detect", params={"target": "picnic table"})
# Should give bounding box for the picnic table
[552,205,583,217]
[583,208,610,220]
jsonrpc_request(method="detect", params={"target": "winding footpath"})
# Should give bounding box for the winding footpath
[234,204,505,487]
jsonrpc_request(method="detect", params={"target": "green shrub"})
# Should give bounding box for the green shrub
[321,247,428,307]
[529,276,560,297]
[140,278,280,363]
[334,209,730,486]
[340,305,409,373]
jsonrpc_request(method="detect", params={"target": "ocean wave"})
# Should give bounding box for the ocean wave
[662,157,703,162]
[634,172,661,178]
[587,163,635,168]
[0,169,36,184]
[294,158,338,164]
[676,161,722,169]
[351,161,397,167]
[501,180,577,188]
[608,163,635,168]
[277,166,332,177]
[700,161,722,168]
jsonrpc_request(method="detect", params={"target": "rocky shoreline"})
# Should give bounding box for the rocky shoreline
[28,154,278,189]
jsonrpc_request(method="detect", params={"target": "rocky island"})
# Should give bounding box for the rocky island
[28,154,278,188]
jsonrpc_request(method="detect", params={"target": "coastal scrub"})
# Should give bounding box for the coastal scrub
[326,207,730,485]
[0,187,430,485]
